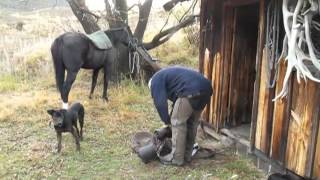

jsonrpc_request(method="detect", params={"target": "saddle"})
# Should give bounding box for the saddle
[85,30,113,50]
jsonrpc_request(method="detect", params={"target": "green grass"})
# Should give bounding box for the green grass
[0,75,19,93]
[0,78,264,179]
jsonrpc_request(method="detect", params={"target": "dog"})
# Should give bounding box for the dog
[47,102,85,152]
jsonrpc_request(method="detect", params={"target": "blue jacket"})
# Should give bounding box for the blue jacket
[150,66,213,124]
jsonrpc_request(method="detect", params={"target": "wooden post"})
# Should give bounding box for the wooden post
[249,0,266,152]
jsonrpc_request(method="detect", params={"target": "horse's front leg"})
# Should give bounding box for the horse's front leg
[89,69,99,99]
[102,65,110,102]
[62,70,78,108]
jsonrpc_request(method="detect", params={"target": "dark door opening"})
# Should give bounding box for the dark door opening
[226,3,259,139]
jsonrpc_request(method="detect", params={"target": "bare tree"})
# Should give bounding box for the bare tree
[66,0,197,80]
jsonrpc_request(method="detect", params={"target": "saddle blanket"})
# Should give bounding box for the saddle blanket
[85,30,112,50]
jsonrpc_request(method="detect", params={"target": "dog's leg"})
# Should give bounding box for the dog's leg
[57,132,62,153]
[79,110,84,140]
[71,127,80,151]
[74,120,81,141]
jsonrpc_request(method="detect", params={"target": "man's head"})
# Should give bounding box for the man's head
[148,78,152,89]
[47,109,64,127]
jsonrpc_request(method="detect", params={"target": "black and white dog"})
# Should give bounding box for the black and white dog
[47,102,85,152]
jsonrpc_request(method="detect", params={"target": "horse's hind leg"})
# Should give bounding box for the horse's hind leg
[62,70,78,106]
[102,65,111,101]
[89,69,99,99]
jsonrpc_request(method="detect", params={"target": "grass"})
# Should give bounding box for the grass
[0,76,264,179]
[0,75,18,93]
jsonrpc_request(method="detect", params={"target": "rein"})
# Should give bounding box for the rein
[128,37,141,75]
[129,50,140,74]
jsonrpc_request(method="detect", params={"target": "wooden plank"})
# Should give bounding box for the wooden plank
[254,48,268,151]
[313,121,320,178]
[221,128,250,147]
[136,47,161,71]
[270,60,290,162]
[219,6,234,128]
[201,49,212,123]
[227,8,238,127]
[250,0,266,152]
[209,53,221,128]
[254,43,275,154]
[285,78,320,177]
[306,94,320,177]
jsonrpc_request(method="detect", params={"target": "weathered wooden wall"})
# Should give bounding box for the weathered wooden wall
[199,0,320,178]
[285,77,320,177]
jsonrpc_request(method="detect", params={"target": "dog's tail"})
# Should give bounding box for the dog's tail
[51,36,65,93]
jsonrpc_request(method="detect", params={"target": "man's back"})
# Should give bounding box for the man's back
[151,66,212,101]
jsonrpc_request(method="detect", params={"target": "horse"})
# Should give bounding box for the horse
[50,27,133,109]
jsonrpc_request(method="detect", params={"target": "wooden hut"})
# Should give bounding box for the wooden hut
[198,0,320,179]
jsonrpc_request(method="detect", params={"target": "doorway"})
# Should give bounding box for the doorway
[225,3,259,140]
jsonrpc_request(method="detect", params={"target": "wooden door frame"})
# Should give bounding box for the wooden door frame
[220,0,261,138]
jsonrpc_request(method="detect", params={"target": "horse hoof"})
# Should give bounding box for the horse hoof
[89,95,92,99]
[102,97,109,102]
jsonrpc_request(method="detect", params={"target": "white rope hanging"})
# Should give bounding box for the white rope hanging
[129,50,141,74]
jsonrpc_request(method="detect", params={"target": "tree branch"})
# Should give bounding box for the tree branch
[67,0,100,33]
[163,0,190,11]
[143,15,198,50]
[128,3,139,11]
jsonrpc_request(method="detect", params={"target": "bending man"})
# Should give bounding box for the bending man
[149,66,213,166]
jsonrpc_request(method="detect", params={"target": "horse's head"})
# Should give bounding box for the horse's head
[105,26,136,49]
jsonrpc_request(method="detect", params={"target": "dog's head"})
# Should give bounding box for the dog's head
[47,109,64,127]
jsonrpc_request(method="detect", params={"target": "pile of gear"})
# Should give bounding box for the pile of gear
[131,126,215,164]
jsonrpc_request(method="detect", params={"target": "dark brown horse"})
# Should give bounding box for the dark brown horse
[51,27,133,108]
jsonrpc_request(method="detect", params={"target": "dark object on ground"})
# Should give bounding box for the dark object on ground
[137,140,158,163]
[154,126,172,141]
[267,173,299,180]
[51,27,133,104]
[132,131,171,164]
[131,131,153,153]
[47,102,85,152]
[192,147,215,159]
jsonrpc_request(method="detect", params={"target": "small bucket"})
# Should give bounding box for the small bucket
[137,142,158,164]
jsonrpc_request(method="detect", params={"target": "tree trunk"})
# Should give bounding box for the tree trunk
[134,0,153,42]
[114,0,128,24]
[67,0,100,34]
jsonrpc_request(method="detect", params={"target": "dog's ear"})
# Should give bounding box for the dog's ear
[47,109,55,116]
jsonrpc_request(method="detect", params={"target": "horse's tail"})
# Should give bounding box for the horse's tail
[51,36,65,93]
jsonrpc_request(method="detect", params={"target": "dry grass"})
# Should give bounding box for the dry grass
[0,78,264,179]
